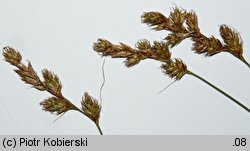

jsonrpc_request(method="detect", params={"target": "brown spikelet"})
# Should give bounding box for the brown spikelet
[3,47,45,91]
[165,33,190,48]
[94,39,134,58]
[3,46,22,66]
[141,11,170,31]
[161,59,188,81]
[186,11,200,33]
[192,36,223,56]
[40,97,76,115]
[150,41,171,62]
[142,7,187,33]
[169,7,187,32]
[15,61,46,91]
[219,25,243,59]
[42,69,62,97]
[81,93,101,124]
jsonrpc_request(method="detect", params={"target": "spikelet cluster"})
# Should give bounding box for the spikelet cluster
[3,47,45,91]
[94,39,171,67]
[3,47,102,126]
[161,59,188,81]
[142,7,246,63]
[81,93,101,124]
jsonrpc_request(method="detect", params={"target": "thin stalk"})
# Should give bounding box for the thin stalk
[241,57,250,69]
[96,123,103,135]
[76,108,103,135]
[188,71,250,113]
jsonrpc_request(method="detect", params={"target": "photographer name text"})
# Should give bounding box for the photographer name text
[2,137,88,148]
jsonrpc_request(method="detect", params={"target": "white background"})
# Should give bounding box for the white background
[0,0,249,135]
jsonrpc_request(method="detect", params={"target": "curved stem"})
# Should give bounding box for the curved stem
[188,71,250,113]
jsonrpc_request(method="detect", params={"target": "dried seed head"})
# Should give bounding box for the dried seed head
[192,36,223,56]
[15,61,45,91]
[94,39,117,56]
[136,40,171,61]
[220,25,243,59]
[40,97,76,115]
[94,39,171,67]
[42,69,62,96]
[93,39,134,57]
[136,39,151,50]
[151,41,171,61]
[3,46,22,66]
[142,11,170,31]
[81,93,101,124]
[114,42,141,67]
[169,7,187,32]
[161,59,188,81]
[165,33,189,48]
[186,11,200,33]
[124,56,141,67]
[3,47,45,91]
[142,7,187,33]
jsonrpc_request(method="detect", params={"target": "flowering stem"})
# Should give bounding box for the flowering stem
[188,71,250,113]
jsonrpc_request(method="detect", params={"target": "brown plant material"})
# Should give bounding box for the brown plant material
[94,38,191,81]
[3,47,45,91]
[93,39,171,67]
[3,46,103,134]
[192,36,222,56]
[161,59,188,81]
[81,93,101,124]
[42,69,63,97]
[40,97,77,115]
[142,7,249,67]
[94,7,250,114]
[219,25,243,59]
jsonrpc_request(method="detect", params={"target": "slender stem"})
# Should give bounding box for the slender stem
[241,57,250,69]
[76,108,103,135]
[188,71,250,113]
[96,123,103,135]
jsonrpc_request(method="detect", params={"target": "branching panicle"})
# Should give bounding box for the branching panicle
[93,6,250,114]
[141,7,249,67]
[3,47,104,135]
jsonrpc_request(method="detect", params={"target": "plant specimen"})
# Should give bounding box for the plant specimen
[93,7,250,113]
[142,7,250,68]
[2,6,249,136]
[3,47,103,135]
